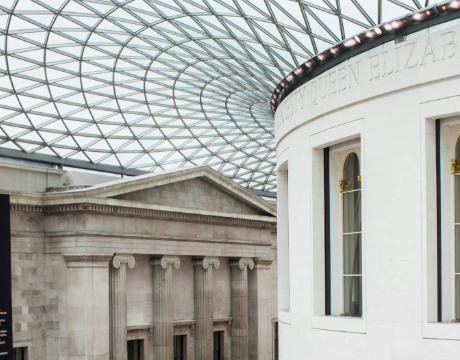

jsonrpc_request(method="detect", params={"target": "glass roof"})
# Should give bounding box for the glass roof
[0,0,434,192]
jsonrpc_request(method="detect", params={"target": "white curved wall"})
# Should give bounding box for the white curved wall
[276,21,460,359]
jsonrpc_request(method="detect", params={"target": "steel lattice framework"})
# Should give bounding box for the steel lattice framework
[0,0,434,191]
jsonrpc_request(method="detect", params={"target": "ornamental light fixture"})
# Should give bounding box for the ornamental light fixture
[409,9,436,22]
[362,27,383,39]
[271,1,460,115]
[317,51,329,61]
[343,36,362,48]
[330,44,345,55]
[383,18,409,31]
[294,67,303,76]
[437,0,460,13]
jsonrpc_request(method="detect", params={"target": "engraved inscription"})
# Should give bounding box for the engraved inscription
[275,26,459,129]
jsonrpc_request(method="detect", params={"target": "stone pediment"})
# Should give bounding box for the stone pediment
[45,166,276,217]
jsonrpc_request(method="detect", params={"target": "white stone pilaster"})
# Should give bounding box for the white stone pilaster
[192,257,220,360]
[63,253,113,360]
[230,258,254,360]
[150,256,180,360]
[110,254,135,360]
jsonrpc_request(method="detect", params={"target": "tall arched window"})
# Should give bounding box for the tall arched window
[341,152,362,317]
[454,137,460,321]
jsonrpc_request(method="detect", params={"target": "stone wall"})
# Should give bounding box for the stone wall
[11,236,46,358]
[0,161,65,193]
[126,255,154,326]
[213,257,232,319]
[171,256,195,321]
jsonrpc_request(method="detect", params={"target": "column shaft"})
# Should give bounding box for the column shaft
[151,256,180,360]
[193,257,220,360]
[230,258,254,360]
[110,254,135,360]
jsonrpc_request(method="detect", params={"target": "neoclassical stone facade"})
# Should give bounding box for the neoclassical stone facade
[275,17,460,360]
[3,162,277,360]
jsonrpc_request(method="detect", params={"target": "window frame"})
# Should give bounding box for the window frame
[420,105,460,340]
[173,334,186,360]
[309,118,366,333]
[273,319,279,360]
[212,318,231,360]
[451,129,460,322]
[339,149,363,317]
[127,339,142,360]
[12,347,27,360]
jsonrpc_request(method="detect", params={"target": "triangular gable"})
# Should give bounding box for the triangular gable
[46,166,276,216]
[111,177,262,216]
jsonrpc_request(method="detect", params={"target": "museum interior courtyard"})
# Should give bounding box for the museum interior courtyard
[2,0,460,359]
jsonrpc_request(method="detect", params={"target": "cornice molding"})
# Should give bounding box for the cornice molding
[213,317,232,333]
[10,204,43,213]
[127,324,154,339]
[41,203,276,231]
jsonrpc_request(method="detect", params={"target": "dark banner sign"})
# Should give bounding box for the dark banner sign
[0,194,12,359]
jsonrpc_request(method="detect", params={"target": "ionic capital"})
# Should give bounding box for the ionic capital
[150,255,181,269]
[229,257,254,270]
[112,254,135,269]
[192,256,220,270]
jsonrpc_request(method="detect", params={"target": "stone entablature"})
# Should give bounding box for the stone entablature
[8,193,277,232]
[42,203,276,230]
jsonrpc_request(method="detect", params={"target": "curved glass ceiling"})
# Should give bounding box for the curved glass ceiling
[0,0,434,192]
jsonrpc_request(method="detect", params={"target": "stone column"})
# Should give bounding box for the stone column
[110,254,135,360]
[150,256,181,360]
[230,258,254,360]
[248,258,275,360]
[192,257,220,360]
[63,253,113,360]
